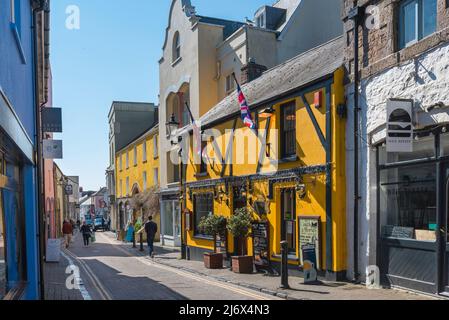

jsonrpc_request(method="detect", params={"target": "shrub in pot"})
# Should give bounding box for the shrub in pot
[227,208,254,274]
[198,214,227,269]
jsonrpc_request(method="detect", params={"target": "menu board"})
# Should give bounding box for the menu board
[298,217,321,270]
[252,221,270,268]
[215,231,227,254]
[46,239,61,263]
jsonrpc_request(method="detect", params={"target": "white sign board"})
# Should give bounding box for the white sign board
[43,139,63,159]
[46,239,61,262]
[386,99,413,153]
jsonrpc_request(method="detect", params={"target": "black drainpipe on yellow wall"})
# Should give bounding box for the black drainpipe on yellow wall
[348,4,362,283]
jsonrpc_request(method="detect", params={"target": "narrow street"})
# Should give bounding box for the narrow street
[62,231,278,301]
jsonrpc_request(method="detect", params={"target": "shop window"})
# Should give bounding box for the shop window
[281,102,296,159]
[281,189,297,254]
[399,0,437,49]
[379,134,435,165]
[380,163,437,241]
[194,193,214,237]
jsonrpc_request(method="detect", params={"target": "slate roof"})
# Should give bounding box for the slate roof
[197,16,245,40]
[188,36,344,131]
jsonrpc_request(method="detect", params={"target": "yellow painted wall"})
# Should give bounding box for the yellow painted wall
[184,69,347,272]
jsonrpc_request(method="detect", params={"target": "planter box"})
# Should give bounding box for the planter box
[231,256,254,274]
[204,253,224,269]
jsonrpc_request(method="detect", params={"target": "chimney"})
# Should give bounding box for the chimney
[241,58,267,85]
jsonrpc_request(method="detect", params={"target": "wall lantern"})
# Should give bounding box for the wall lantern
[296,183,307,199]
[166,113,180,138]
[259,106,275,119]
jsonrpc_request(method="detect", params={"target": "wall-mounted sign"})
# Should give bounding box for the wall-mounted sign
[298,216,321,270]
[43,140,63,159]
[387,99,413,153]
[41,107,62,133]
[215,229,227,255]
[65,184,73,195]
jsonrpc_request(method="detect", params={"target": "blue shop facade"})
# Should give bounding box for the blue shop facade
[0,0,49,300]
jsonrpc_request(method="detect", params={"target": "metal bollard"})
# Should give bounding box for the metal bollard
[280,240,290,289]
[132,232,136,248]
[139,233,144,252]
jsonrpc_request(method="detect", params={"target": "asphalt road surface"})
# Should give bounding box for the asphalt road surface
[64,231,279,300]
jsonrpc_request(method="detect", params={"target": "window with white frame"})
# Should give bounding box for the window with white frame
[225,74,235,95]
[119,155,123,171]
[133,146,137,166]
[119,179,123,197]
[126,177,130,196]
[153,135,158,158]
[143,171,147,191]
[255,11,266,28]
[126,152,129,169]
[153,168,159,186]
[143,141,147,162]
[173,31,181,62]
[399,0,437,49]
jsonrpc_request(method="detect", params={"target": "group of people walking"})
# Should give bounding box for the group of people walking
[62,215,158,256]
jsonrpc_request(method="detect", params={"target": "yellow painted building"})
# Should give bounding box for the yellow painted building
[181,38,348,280]
[115,125,160,241]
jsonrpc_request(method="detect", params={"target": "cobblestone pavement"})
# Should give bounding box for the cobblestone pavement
[62,231,279,300]
[101,232,439,301]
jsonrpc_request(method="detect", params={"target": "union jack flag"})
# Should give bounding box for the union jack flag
[235,75,257,131]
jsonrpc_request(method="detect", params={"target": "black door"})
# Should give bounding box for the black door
[441,163,449,294]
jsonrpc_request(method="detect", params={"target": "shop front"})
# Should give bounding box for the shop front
[376,125,449,295]
[160,190,181,247]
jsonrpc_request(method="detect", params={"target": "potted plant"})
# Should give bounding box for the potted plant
[198,214,227,269]
[227,208,254,274]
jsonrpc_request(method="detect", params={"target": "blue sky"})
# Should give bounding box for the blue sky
[52,0,268,191]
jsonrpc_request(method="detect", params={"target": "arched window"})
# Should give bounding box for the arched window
[173,32,181,62]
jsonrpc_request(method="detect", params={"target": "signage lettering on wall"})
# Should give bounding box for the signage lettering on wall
[386,99,414,153]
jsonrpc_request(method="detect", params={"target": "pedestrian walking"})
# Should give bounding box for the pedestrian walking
[80,221,92,247]
[144,216,158,258]
[62,220,73,248]
[125,221,135,243]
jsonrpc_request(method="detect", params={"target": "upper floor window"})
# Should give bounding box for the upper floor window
[10,0,21,37]
[126,153,129,169]
[281,102,296,159]
[143,171,147,191]
[119,155,123,171]
[153,168,159,186]
[225,74,236,96]
[142,141,147,162]
[399,0,437,49]
[153,135,159,158]
[173,32,181,62]
[256,12,266,28]
[133,146,137,166]
[126,177,130,195]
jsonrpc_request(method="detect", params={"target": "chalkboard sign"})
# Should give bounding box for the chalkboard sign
[252,221,270,268]
[46,239,61,263]
[383,225,414,239]
[215,230,227,254]
[298,216,321,270]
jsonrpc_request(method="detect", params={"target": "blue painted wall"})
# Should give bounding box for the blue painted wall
[0,0,36,140]
[0,0,41,300]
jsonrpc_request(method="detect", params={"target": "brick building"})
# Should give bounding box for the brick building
[343,0,449,296]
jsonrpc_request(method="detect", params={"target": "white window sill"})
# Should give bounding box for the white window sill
[171,57,182,67]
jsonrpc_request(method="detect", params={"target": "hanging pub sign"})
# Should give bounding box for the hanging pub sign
[252,221,270,269]
[298,216,321,270]
[65,184,73,195]
[43,140,63,159]
[386,99,414,153]
[41,107,63,133]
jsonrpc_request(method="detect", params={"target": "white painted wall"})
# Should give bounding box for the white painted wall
[346,41,449,281]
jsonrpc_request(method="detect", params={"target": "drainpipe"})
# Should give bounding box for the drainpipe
[348,4,361,283]
[32,0,50,300]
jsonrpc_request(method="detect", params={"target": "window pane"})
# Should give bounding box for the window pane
[379,134,435,165]
[402,1,418,46]
[440,133,449,157]
[194,194,214,236]
[282,189,296,253]
[422,0,437,38]
[380,163,436,241]
[282,103,296,157]
[163,201,174,236]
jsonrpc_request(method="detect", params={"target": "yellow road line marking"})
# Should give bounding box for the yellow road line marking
[99,233,274,300]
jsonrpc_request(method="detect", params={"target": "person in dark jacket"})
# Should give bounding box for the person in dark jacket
[80,221,92,247]
[62,220,73,248]
[144,216,158,258]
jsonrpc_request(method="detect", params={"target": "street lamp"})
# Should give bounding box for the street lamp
[166,113,180,138]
